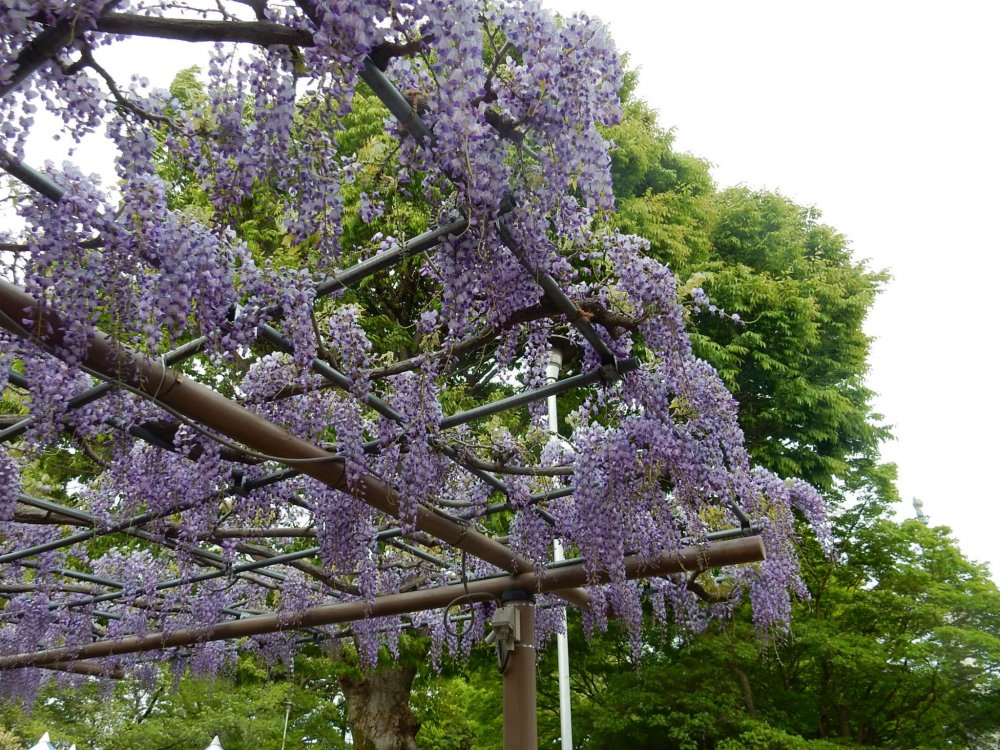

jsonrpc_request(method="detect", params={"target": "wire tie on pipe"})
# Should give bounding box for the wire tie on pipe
[149,354,169,401]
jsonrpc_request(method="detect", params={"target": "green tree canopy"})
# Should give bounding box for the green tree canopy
[607,98,890,495]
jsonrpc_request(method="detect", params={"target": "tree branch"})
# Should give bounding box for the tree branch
[0,1,127,98]
[75,46,176,126]
[0,237,103,254]
[94,13,314,46]
[135,685,165,723]
[686,571,729,603]
[366,296,640,381]
[237,541,360,596]
[447,444,573,477]
[726,662,756,715]
[266,295,639,404]
[76,432,111,469]
[369,35,434,71]
[45,659,125,679]
[187,526,318,539]
[483,108,525,145]
[12,505,89,526]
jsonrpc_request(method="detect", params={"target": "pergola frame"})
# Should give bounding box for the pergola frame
[0,5,766,747]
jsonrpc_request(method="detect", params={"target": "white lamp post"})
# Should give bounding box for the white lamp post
[547,339,573,750]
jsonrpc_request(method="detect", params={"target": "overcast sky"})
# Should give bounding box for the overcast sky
[541,0,999,577]
[13,1,998,579]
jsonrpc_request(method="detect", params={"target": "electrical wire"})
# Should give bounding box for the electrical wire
[442,548,499,641]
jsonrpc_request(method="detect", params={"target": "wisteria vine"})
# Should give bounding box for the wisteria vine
[0,0,834,699]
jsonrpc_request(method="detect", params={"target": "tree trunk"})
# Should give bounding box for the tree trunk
[837,705,851,739]
[339,664,421,750]
[726,662,755,716]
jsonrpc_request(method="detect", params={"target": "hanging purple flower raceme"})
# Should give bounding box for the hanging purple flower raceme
[491,2,621,212]
[20,344,93,447]
[84,426,226,534]
[1,50,107,160]
[656,574,712,634]
[418,0,507,215]
[579,584,609,638]
[506,473,554,569]
[0,445,17,522]
[326,303,373,392]
[411,607,447,673]
[359,192,385,223]
[381,320,447,530]
[565,424,626,583]
[436,450,492,520]
[18,164,119,358]
[351,567,405,670]
[0,1,36,97]
[532,596,565,651]
[249,631,299,671]
[91,548,170,640]
[247,46,297,189]
[737,467,816,637]
[521,319,554,423]
[194,44,254,217]
[789,478,836,559]
[309,480,375,575]
[278,0,394,266]
[188,640,235,677]
[544,224,833,635]
[433,232,487,340]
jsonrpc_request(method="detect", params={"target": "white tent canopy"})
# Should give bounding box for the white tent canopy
[28,734,56,750]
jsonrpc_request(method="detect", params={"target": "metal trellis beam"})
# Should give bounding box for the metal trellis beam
[0,535,765,670]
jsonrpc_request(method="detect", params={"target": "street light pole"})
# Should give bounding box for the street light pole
[281,698,293,750]
[547,341,574,750]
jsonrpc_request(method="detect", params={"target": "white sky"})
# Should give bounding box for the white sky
[542,0,999,578]
[10,1,998,579]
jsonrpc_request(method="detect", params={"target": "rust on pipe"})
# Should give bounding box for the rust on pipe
[0,536,765,670]
[0,279,594,607]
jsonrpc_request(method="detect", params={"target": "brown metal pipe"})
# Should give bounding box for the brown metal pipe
[0,536,764,670]
[503,591,537,750]
[0,279,590,609]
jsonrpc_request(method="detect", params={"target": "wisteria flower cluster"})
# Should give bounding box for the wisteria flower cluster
[0,0,834,696]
